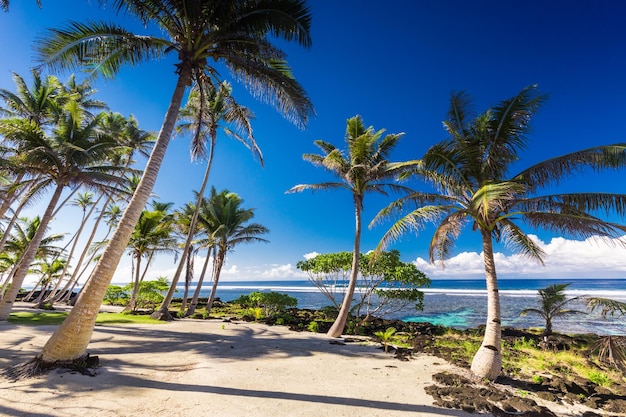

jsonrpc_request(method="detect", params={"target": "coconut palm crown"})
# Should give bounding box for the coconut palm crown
[373,85,626,379]
[288,115,412,337]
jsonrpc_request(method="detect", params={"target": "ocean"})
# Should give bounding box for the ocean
[179,278,626,336]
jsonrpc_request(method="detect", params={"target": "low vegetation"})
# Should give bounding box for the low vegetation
[9,311,166,326]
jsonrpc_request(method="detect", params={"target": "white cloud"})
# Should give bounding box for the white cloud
[413,235,626,279]
[260,263,301,279]
[303,251,319,260]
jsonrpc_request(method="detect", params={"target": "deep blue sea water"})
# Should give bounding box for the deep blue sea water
[178,278,626,336]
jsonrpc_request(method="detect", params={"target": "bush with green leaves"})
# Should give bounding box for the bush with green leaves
[297,250,430,330]
[104,285,130,306]
[105,277,170,311]
[234,291,297,317]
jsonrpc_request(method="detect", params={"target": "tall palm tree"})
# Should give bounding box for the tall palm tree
[203,187,269,315]
[519,283,585,336]
[34,0,312,367]
[288,115,408,337]
[374,85,626,379]
[152,80,259,320]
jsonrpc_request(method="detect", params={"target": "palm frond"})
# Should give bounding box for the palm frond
[593,336,626,372]
[35,21,168,79]
[522,211,626,242]
[285,182,347,194]
[428,211,467,264]
[498,218,546,263]
[586,297,626,318]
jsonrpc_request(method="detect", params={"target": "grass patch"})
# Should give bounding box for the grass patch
[8,311,166,326]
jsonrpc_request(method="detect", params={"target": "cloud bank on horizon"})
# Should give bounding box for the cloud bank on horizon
[131,234,625,283]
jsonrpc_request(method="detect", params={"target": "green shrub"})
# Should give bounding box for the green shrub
[531,375,544,384]
[588,371,611,386]
[234,291,297,317]
[307,321,319,333]
[104,285,129,306]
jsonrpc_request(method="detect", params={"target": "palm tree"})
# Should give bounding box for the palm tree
[374,85,626,379]
[288,115,408,337]
[203,187,269,316]
[34,0,312,367]
[125,209,176,312]
[152,80,259,320]
[519,283,585,335]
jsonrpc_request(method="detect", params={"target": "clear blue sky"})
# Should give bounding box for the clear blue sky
[2,1,626,283]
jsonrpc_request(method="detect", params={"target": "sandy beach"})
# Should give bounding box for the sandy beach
[0,305,482,417]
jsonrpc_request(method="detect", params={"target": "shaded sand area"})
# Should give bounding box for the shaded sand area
[0,308,483,417]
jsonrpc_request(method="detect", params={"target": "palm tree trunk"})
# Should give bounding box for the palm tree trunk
[470,229,502,380]
[0,183,65,321]
[125,255,142,312]
[179,247,194,313]
[327,195,363,337]
[186,246,212,317]
[38,65,192,363]
[205,249,226,316]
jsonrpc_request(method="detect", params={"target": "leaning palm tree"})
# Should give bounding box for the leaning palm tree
[203,187,269,316]
[519,283,585,336]
[288,115,408,337]
[31,0,312,368]
[374,85,626,379]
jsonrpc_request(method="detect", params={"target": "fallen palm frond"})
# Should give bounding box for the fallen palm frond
[593,336,626,373]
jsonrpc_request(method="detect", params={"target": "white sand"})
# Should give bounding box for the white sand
[0,304,484,417]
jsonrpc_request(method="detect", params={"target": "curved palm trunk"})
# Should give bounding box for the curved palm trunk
[205,248,226,316]
[327,196,363,337]
[151,141,215,320]
[0,184,65,320]
[186,246,212,317]
[38,66,191,362]
[470,230,502,380]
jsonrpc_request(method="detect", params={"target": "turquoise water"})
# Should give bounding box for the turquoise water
[177,278,626,335]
